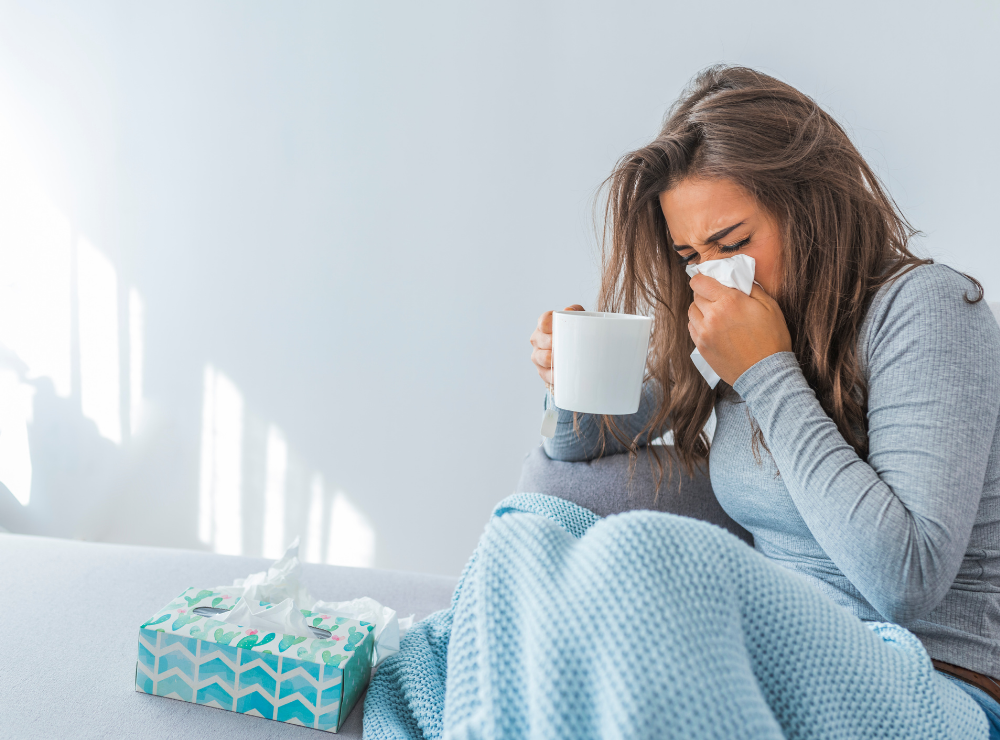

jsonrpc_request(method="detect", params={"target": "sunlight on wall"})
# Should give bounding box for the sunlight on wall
[262,424,288,558]
[77,237,120,444]
[197,367,215,544]
[0,369,35,505]
[197,363,375,565]
[0,125,72,398]
[0,124,69,507]
[129,288,144,437]
[1,82,376,548]
[0,117,155,512]
[305,473,326,563]
[198,364,245,555]
[326,490,376,568]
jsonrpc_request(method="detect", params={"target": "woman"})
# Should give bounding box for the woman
[530,66,1000,733]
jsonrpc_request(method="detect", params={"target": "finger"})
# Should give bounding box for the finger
[687,302,704,347]
[691,291,712,313]
[539,304,584,336]
[749,282,776,305]
[688,317,701,347]
[530,328,551,350]
[688,273,728,301]
[531,347,552,370]
[687,300,705,324]
[538,366,553,385]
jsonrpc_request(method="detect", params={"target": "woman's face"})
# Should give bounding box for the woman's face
[659,177,783,297]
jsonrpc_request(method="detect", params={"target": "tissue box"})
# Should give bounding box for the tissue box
[135,587,376,733]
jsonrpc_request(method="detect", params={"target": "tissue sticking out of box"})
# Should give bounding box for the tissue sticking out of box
[684,254,756,389]
[232,536,316,608]
[221,537,414,666]
[221,596,315,638]
[312,596,411,664]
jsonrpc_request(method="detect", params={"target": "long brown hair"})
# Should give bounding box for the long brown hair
[593,65,981,483]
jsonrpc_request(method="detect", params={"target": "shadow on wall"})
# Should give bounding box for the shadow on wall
[0,119,373,566]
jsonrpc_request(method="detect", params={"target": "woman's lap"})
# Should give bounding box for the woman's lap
[938,673,1000,739]
[577,511,989,737]
[366,496,990,739]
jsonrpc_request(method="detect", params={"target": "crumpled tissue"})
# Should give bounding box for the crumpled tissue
[685,254,756,389]
[221,596,313,638]
[312,597,413,665]
[219,537,413,666]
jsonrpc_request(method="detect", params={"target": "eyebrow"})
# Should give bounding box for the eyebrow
[671,221,745,251]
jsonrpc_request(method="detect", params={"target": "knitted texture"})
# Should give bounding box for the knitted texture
[363,494,987,739]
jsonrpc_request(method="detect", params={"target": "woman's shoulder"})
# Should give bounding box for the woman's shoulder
[873,260,978,306]
[861,261,998,361]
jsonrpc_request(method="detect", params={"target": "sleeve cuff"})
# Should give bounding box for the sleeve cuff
[732,351,803,403]
[544,389,577,424]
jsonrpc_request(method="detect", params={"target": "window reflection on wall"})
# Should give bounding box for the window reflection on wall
[129,288,144,437]
[262,425,288,559]
[0,134,72,399]
[0,112,378,564]
[198,364,245,555]
[77,237,120,444]
[196,364,376,565]
[0,369,34,505]
[327,490,376,568]
[0,120,142,512]
[305,473,327,562]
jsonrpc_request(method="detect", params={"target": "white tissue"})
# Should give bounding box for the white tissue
[311,596,414,666]
[685,253,756,294]
[398,614,414,637]
[684,254,756,388]
[233,536,316,608]
[222,597,314,638]
[221,539,411,666]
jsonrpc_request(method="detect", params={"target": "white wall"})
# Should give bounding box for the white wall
[0,0,996,575]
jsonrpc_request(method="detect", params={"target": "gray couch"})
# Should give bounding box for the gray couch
[516,444,753,545]
[0,446,746,740]
[0,534,457,739]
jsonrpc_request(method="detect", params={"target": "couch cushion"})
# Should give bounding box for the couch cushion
[516,444,752,545]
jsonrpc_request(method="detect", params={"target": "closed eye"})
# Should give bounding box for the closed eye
[718,236,751,254]
[673,234,750,265]
[672,245,698,264]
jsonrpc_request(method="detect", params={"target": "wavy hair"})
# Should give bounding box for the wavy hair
[592,65,981,484]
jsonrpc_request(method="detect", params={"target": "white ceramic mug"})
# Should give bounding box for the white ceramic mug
[551,311,653,415]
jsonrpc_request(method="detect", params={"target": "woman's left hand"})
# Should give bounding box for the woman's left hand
[688,274,793,386]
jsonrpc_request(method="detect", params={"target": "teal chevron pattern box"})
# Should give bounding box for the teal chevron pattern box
[135,586,376,732]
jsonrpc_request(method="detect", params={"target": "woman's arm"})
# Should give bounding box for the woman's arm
[531,305,667,462]
[733,266,1000,624]
[542,380,664,462]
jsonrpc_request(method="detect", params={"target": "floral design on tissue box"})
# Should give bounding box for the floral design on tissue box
[140,586,374,665]
[136,587,377,733]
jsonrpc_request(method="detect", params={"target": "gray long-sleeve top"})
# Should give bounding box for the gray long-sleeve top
[543,263,1000,677]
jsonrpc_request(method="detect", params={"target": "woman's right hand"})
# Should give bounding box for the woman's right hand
[530,305,585,387]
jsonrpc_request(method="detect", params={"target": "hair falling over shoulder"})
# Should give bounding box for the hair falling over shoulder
[593,65,982,487]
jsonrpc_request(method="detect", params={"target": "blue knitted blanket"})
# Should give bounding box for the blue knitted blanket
[363,494,986,739]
